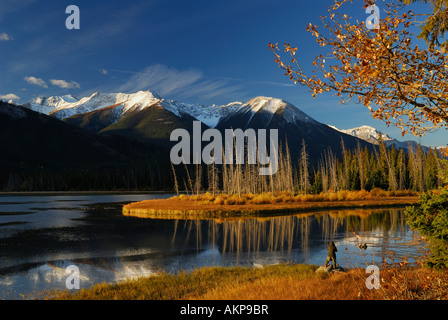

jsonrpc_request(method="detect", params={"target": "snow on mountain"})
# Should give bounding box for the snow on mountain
[53,91,164,119]
[23,94,79,115]
[61,94,78,103]
[160,96,310,129]
[249,96,315,124]
[217,96,317,129]
[329,124,430,152]
[21,91,316,129]
[15,93,379,161]
[22,91,161,120]
[167,101,244,128]
[329,125,393,144]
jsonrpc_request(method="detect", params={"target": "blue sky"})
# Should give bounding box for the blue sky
[0,0,447,147]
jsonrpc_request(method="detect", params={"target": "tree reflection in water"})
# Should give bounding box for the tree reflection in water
[171,209,422,265]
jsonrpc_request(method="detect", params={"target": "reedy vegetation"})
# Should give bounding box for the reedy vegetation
[172,138,446,197]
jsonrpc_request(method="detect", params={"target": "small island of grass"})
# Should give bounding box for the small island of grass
[123,189,420,219]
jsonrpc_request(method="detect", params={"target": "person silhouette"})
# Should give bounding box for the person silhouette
[324,241,337,269]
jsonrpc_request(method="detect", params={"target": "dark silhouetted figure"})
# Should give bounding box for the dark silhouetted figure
[325,241,337,269]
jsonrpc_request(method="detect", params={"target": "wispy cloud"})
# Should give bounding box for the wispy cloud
[50,79,80,89]
[118,65,202,95]
[116,64,244,102]
[0,33,11,41]
[0,93,20,100]
[24,76,48,88]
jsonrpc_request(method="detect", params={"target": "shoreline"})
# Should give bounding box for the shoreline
[123,196,420,219]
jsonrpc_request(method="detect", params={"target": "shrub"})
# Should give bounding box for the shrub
[370,187,386,197]
[328,192,338,201]
[345,190,369,201]
[270,196,283,204]
[178,194,188,200]
[203,192,215,201]
[337,190,349,201]
[253,194,271,204]
[405,188,448,269]
[358,189,372,200]
[282,195,294,203]
[224,198,236,205]
[213,197,225,205]
[394,190,417,197]
[313,193,325,201]
[385,190,394,197]
[300,194,314,202]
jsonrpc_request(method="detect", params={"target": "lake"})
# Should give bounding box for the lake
[0,193,427,299]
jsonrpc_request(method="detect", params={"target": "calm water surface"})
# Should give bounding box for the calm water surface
[0,194,427,299]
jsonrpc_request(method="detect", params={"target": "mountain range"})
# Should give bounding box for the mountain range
[20,90,376,161]
[1,89,436,190]
[23,91,431,150]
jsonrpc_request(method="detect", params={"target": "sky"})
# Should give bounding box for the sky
[0,0,447,147]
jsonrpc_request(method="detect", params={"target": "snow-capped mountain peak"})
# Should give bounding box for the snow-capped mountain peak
[22,90,162,119]
[329,124,431,152]
[330,125,393,144]
[23,94,80,115]
[242,96,316,126]
[60,94,78,103]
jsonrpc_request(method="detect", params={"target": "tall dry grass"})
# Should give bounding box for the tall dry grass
[48,261,448,300]
[194,270,364,300]
[49,264,366,300]
[172,188,418,206]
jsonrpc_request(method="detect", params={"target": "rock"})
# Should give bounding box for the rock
[315,265,332,273]
[315,265,346,274]
[357,243,368,249]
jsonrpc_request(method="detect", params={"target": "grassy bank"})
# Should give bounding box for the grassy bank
[48,263,448,300]
[48,264,359,300]
[123,189,420,219]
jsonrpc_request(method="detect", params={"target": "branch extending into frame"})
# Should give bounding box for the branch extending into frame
[269,0,448,137]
